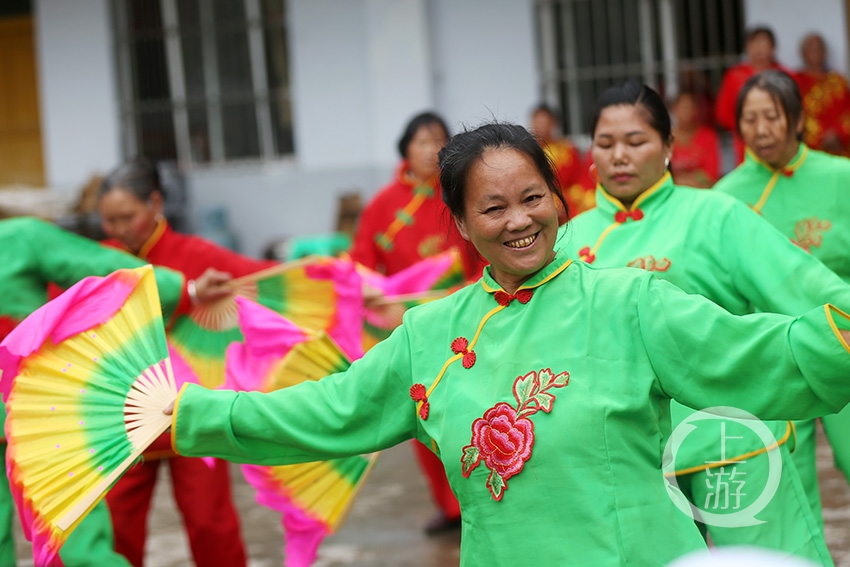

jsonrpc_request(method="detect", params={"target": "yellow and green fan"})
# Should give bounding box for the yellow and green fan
[0,266,177,566]
[222,297,378,567]
[168,256,363,389]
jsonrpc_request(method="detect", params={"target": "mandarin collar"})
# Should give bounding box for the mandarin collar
[480,247,572,295]
[136,219,169,259]
[744,143,809,175]
[594,171,675,220]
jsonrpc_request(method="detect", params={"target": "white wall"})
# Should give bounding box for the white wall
[745,0,848,76]
[429,0,539,131]
[32,0,539,257]
[34,0,121,192]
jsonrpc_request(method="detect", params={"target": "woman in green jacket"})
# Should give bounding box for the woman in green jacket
[561,78,850,564]
[170,122,850,567]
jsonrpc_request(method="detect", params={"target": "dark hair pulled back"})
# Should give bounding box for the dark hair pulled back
[99,157,164,202]
[438,121,567,219]
[589,79,672,143]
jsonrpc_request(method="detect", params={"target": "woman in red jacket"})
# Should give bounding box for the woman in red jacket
[98,158,276,567]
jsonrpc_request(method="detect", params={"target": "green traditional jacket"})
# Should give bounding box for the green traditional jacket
[559,172,850,471]
[174,249,850,566]
[714,145,850,283]
[0,216,186,325]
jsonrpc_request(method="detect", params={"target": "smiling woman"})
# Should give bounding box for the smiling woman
[169,120,850,567]
[439,124,564,293]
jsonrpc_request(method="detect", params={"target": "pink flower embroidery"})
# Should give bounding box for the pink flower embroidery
[470,403,535,479]
[461,368,570,501]
[791,217,832,253]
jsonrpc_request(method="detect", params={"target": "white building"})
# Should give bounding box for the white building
[2,0,848,256]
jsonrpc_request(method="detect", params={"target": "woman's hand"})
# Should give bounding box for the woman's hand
[163,400,175,416]
[362,282,385,307]
[841,329,850,346]
[192,268,233,304]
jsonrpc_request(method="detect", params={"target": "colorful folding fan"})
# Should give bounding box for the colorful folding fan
[356,249,465,352]
[0,266,176,566]
[167,255,363,389]
[356,248,464,297]
[223,297,378,567]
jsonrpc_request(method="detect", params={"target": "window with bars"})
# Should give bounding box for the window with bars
[534,0,745,138]
[112,0,293,166]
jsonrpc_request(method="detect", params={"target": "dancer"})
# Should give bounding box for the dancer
[0,216,225,566]
[97,158,272,567]
[563,79,847,563]
[715,69,850,504]
[170,121,850,567]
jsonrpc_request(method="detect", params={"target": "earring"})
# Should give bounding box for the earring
[588,163,601,185]
[155,213,165,223]
[664,157,671,169]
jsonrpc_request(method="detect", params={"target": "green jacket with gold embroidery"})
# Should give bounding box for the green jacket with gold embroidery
[173,250,850,567]
[559,172,850,473]
[715,145,850,282]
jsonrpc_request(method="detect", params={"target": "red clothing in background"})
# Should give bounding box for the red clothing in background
[103,220,274,567]
[671,126,721,187]
[796,70,850,156]
[715,62,791,164]
[102,220,276,280]
[541,139,595,219]
[350,161,486,279]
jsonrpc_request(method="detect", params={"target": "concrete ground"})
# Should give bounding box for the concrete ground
[12,422,850,566]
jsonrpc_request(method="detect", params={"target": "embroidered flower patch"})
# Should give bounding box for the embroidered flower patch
[460,368,570,501]
[626,255,671,272]
[791,217,832,252]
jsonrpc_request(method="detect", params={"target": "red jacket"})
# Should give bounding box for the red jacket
[102,220,276,279]
[350,162,486,280]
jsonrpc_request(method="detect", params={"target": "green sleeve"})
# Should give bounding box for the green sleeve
[638,274,850,419]
[173,323,417,464]
[23,218,186,319]
[722,200,850,315]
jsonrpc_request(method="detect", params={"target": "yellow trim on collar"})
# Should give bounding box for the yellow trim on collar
[137,219,167,260]
[747,145,809,214]
[598,171,672,213]
[417,259,573,418]
[480,259,572,294]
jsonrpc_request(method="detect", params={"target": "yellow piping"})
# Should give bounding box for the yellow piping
[418,260,574,415]
[581,173,671,262]
[137,219,167,259]
[746,145,810,214]
[664,420,794,477]
[825,304,850,356]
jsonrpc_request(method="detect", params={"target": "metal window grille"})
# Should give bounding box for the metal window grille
[535,0,744,139]
[112,0,294,166]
